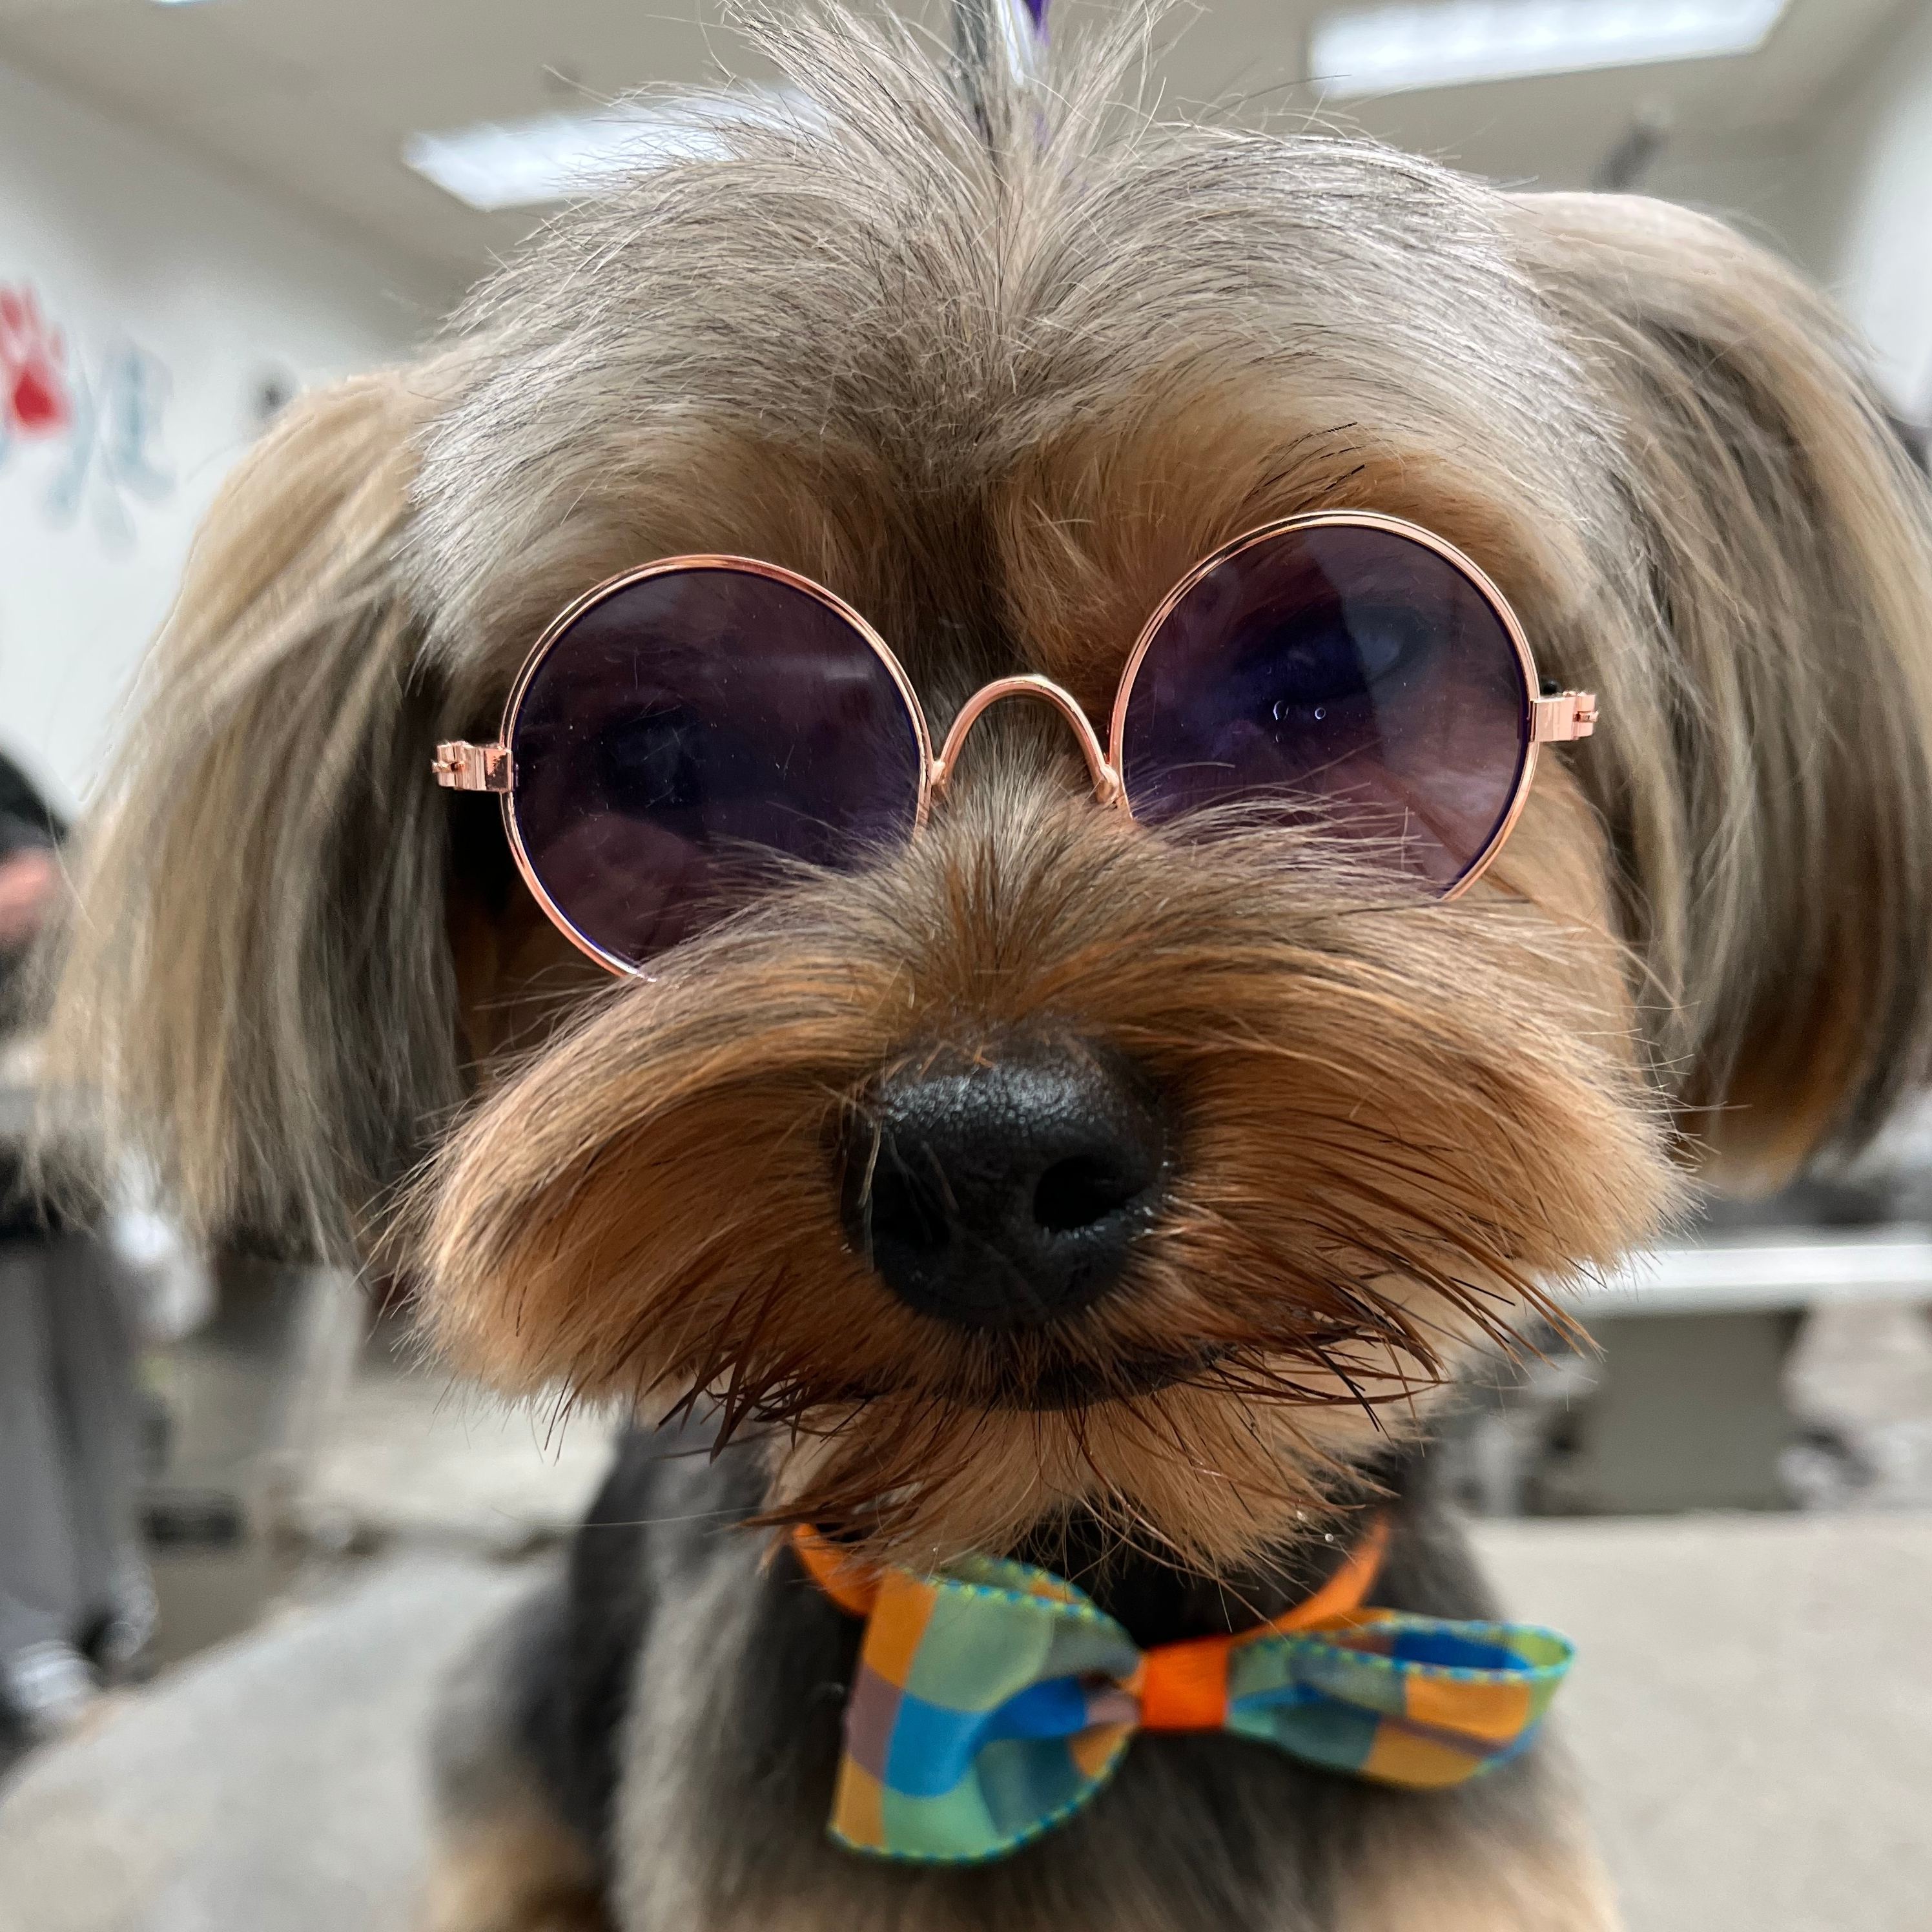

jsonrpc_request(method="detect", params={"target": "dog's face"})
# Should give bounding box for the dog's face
[412,345,1670,1572]
[46,9,1932,1576]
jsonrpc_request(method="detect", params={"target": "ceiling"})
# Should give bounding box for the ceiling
[0,0,1917,305]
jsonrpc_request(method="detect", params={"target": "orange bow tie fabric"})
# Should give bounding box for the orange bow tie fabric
[793,1522,1574,1864]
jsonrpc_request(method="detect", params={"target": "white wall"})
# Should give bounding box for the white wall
[1519,11,1932,420]
[1774,5,1932,414]
[0,58,448,818]
[1645,139,1812,257]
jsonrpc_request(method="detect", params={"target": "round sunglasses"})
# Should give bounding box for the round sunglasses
[435,512,1598,976]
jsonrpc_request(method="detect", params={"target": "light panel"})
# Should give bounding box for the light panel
[1310,0,1792,99]
[404,91,810,213]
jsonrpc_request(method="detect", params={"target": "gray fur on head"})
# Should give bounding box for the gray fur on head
[407,4,1606,680]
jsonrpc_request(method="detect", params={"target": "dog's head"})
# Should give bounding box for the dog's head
[46,7,1932,1573]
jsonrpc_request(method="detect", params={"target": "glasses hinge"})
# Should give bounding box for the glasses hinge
[1530,691,1599,743]
[433,741,513,792]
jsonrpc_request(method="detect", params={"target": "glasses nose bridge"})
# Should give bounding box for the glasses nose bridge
[929,675,1124,809]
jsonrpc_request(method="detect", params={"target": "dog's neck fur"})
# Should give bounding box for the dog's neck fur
[462,1427,1607,1931]
[1005,1485,1392,1647]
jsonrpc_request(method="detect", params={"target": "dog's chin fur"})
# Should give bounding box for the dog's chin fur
[32,5,1932,1925]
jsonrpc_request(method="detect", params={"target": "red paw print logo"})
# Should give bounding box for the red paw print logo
[0,284,71,437]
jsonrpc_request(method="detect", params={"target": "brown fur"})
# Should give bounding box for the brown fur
[1329,1821,1619,1932]
[413,762,1663,1572]
[421,1804,607,1932]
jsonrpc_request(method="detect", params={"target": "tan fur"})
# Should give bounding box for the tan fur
[1513,192,1932,1182]
[1330,1821,1621,1932]
[408,755,1665,1573]
[419,1798,608,1932]
[39,364,464,1254]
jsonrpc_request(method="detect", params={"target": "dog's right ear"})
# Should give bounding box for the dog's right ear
[43,367,463,1262]
[1513,193,1932,1187]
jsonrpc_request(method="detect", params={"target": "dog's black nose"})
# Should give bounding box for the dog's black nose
[843,1040,1167,1330]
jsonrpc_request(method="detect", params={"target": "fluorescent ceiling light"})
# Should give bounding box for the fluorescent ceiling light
[1311,0,1791,98]
[404,90,812,212]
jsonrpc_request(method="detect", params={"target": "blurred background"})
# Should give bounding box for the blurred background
[1,4,1930,1929]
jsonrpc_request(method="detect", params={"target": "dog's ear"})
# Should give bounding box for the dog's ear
[43,367,461,1260]
[1515,192,1932,1186]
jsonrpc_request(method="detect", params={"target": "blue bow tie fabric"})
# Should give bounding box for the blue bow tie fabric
[794,1524,1573,1864]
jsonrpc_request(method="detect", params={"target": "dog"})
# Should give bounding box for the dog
[41,5,1932,1927]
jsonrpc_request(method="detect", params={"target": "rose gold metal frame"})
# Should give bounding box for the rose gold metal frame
[1107,511,1591,904]
[436,514,1596,974]
[438,554,932,976]
[931,674,1124,808]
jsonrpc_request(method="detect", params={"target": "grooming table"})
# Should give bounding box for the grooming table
[0,1554,531,1932]
[3,1519,1929,1932]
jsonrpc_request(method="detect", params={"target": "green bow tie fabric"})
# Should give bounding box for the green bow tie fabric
[798,1533,1573,1864]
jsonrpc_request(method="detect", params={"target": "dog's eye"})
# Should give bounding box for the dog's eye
[1332,605,1424,686]
[1233,602,1427,725]
[596,706,711,815]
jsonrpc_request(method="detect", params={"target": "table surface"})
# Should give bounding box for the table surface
[6,1518,1930,1932]
[1570,1225,1932,1315]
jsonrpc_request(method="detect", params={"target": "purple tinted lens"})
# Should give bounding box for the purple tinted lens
[1119,524,1530,890]
[509,567,923,967]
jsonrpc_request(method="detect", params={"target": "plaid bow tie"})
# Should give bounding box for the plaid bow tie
[793,1522,1572,1864]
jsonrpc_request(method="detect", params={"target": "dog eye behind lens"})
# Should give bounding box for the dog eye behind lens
[1337,602,1428,686]
[1237,602,1426,724]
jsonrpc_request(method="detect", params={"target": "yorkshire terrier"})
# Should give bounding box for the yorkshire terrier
[43,5,1932,1927]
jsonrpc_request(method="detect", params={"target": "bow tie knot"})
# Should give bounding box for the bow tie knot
[794,1525,1572,1864]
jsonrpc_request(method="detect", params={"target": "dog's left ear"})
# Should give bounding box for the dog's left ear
[38,367,463,1262]
[1514,192,1932,1186]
